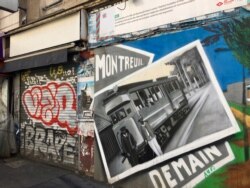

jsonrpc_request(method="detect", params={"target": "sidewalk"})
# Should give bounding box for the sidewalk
[0,156,111,188]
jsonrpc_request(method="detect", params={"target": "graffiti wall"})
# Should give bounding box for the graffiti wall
[92,7,250,188]
[20,64,78,166]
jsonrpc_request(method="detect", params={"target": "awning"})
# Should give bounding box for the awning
[0,48,68,73]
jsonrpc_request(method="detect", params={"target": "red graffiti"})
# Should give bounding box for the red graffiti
[22,82,77,135]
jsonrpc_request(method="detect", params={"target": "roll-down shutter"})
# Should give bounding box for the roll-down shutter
[20,63,78,168]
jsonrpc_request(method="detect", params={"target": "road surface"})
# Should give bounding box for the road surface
[164,83,233,152]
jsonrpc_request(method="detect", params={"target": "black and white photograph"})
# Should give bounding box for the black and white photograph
[92,40,239,183]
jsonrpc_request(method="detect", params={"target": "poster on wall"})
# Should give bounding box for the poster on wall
[93,39,239,183]
[94,0,248,38]
[77,56,95,174]
[77,56,95,119]
[142,141,234,188]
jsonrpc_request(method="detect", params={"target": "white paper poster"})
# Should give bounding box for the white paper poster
[96,0,247,36]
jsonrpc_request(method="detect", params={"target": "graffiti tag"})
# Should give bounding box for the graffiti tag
[22,82,77,135]
[22,125,77,164]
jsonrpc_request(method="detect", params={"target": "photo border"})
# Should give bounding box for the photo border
[93,40,240,184]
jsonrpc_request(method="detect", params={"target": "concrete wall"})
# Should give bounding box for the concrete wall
[0,10,19,32]
[25,0,89,23]
[0,78,9,157]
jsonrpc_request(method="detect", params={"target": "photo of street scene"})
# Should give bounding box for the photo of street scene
[93,41,239,183]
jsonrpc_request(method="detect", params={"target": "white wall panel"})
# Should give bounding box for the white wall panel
[0,10,19,32]
[10,12,81,57]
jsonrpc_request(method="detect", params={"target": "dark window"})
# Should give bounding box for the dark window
[126,108,132,114]
[163,83,172,94]
[138,90,149,107]
[173,80,179,90]
[116,109,127,121]
[131,92,144,110]
[149,87,158,101]
[144,88,154,105]
[111,114,118,124]
[110,108,127,124]
[154,86,163,99]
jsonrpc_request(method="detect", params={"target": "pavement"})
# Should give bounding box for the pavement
[0,156,112,188]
